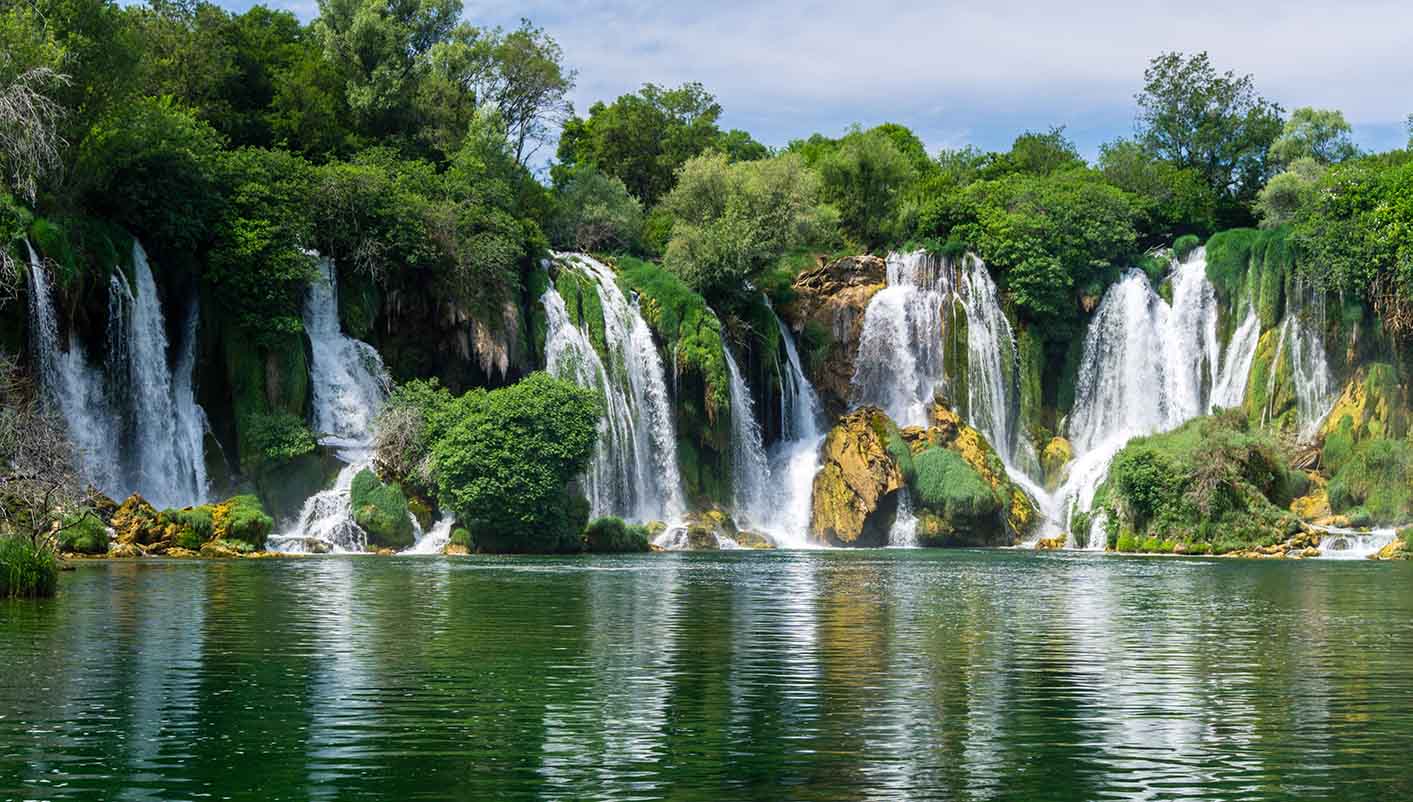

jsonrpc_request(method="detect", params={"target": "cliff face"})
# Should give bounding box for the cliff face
[778,255,887,418]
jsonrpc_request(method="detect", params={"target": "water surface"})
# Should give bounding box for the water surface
[3,551,1411,801]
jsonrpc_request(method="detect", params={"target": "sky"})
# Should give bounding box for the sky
[187,0,1413,161]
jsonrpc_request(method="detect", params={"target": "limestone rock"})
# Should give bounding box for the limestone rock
[780,255,887,416]
[733,530,777,549]
[809,407,906,546]
[1041,437,1072,490]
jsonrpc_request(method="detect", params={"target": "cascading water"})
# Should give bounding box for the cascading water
[541,253,684,523]
[404,515,456,555]
[723,346,771,528]
[1055,249,1260,548]
[1307,524,1399,560]
[1283,279,1337,440]
[760,311,826,545]
[27,240,208,509]
[851,251,951,428]
[269,258,391,553]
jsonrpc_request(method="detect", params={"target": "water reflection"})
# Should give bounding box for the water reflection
[1,553,1412,801]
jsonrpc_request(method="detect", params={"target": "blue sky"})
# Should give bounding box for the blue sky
[179,0,1412,160]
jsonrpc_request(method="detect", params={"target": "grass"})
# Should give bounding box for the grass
[0,537,59,599]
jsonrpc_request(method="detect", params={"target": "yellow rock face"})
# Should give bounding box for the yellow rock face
[1041,437,1072,489]
[809,407,906,546]
[1319,364,1408,443]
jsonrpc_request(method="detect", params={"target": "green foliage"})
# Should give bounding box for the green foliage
[985,127,1084,178]
[1135,51,1284,219]
[240,412,317,475]
[557,82,726,206]
[1173,234,1201,261]
[1326,438,1413,525]
[924,169,1139,338]
[1098,139,1218,241]
[661,151,834,305]
[548,167,643,253]
[430,373,600,553]
[1255,158,1324,229]
[617,256,729,416]
[887,433,916,483]
[58,514,108,555]
[811,125,917,249]
[350,469,414,549]
[1269,107,1358,167]
[1097,412,1299,549]
[76,96,224,257]
[207,147,317,344]
[1204,227,1294,328]
[583,516,651,553]
[910,447,999,519]
[223,495,274,544]
[0,536,58,599]
[450,527,471,548]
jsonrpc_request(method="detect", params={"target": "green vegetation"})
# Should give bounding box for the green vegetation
[58,513,108,554]
[1326,438,1413,525]
[376,373,599,553]
[240,412,317,474]
[350,469,414,550]
[1095,412,1301,552]
[911,448,998,520]
[583,516,651,553]
[0,536,59,599]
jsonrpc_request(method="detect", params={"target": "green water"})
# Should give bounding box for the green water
[2,550,1412,801]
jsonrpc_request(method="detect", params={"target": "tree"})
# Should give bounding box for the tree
[814,126,916,249]
[0,352,94,548]
[662,151,833,302]
[0,1,69,203]
[314,0,460,140]
[430,373,599,553]
[556,82,724,206]
[429,19,573,165]
[1135,51,1284,211]
[1269,107,1358,167]
[1098,138,1217,240]
[988,127,1084,177]
[1254,157,1323,228]
[548,166,643,252]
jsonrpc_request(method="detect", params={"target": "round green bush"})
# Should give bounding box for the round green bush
[583,517,650,553]
[911,448,999,519]
[350,470,414,550]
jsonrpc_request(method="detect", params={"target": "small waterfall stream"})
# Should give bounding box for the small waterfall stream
[269,258,391,553]
[723,346,771,528]
[541,253,684,523]
[26,240,208,509]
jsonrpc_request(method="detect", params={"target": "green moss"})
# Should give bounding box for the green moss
[886,432,916,482]
[583,516,651,553]
[350,469,414,550]
[1173,234,1201,261]
[1205,227,1294,331]
[58,514,109,555]
[337,265,379,340]
[450,528,471,549]
[239,412,317,475]
[0,536,59,599]
[1016,324,1046,447]
[222,495,274,544]
[554,265,609,361]
[911,447,1000,519]
[1326,438,1413,525]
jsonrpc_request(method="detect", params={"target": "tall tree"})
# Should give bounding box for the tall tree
[557,82,723,206]
[1269,107,1358,167]
[1135,51,1283,212]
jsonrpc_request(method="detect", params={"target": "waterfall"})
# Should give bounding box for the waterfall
[888,488,919,547]
[1307,524,1398,560]
[268,258,391,553]
[306,257,390,450]
[1055,249,1260,548]
[26,240,208,509]
[404,515,456,555]
[723,346,771,527]
[1285,279,1336,440]
[850,251,951,427]
[541,253,684,523]
[762,312,825,545]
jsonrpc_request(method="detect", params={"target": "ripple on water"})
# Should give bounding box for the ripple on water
[1,551,1412,801]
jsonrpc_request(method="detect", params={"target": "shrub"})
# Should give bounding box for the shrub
[548,166,643,252]
[0,536,59,599]
[431,373,600,553]
[219,496,274,545]
[911,447,999,520]
[450,528,471,549]
[350,469,413,550]
[240,412,317,474]
[583,517,651,553]
[58,513,109,555]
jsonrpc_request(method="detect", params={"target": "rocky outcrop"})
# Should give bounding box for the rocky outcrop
[110,493,274,556]
[780,255,887,416]
[1041,437,1072,490]
[1319,363,1408,445]
[810,407,907,546]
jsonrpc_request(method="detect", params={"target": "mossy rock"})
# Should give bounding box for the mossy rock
[350,469,414,550]
[583,516,651,553]
[809,407,906,546]
[1041,437,1072,490]
[58,514,110,555]
[1319,364,1408,456]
